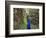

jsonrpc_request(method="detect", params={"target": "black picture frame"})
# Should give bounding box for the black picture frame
[5,1,45,37]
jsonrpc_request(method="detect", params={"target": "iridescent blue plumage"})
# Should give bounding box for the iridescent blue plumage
[27,18,30,29]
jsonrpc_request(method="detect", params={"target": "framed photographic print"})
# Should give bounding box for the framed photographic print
[5,1,45,37]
